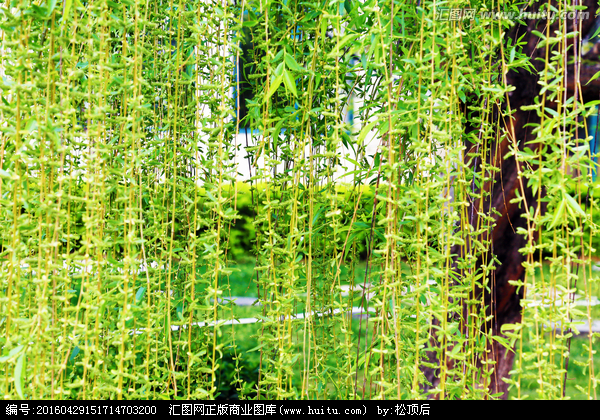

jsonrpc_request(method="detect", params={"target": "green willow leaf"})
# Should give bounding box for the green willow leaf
[282,69,297,97]
[62,0,72,22]
[265,74,283,103]
[564,193,586,219]
[46,0,58,16]
[356,119,379,145]
[284,54,303,72]
[14,353,24,399]
[0,345,24,363]
[549,199,566,229]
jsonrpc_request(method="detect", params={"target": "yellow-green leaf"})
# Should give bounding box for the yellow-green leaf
[357,119,379,145]
[63,0,73,21]
[282,69,297,97]
[0,169,11,180]
[284,54,303,72]
[586,70,600,86]
[15,353,24,398]
[0,344,24,363]
[47,0,58,16]
[328,33,358,58]
[549,198,566,229]
[564,193,586,218]
[265,74,283,103]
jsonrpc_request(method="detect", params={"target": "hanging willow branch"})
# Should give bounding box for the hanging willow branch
[0,0,598,400]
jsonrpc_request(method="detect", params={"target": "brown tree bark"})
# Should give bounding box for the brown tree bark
[422,1,599,398]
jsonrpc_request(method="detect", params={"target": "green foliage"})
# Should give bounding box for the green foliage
[215,344,260,400]
[224,183,379,260]
[0,0,598,400]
